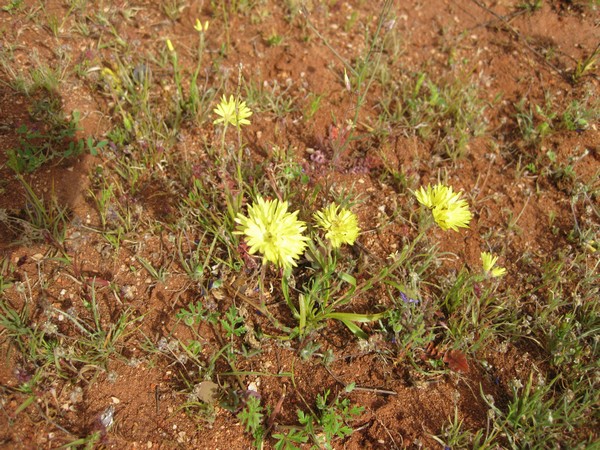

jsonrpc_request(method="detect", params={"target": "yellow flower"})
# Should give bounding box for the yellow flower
[414,184,452,209]
[100,67,122,92]
[235,196,309,270]
[414,183,472,231]
[194,19,210,32]
[481,252,506,277]
[213,95,252,127]
[431,199,473,231]
[314,203,360,248]
[343,68,351,91]
[166,39,175,52]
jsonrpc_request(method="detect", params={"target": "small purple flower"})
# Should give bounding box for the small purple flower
[310,150,327,164]
[400,292,419,304]
[14,367,31,384]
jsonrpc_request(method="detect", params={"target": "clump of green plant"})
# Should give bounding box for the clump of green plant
[377,70,488,159]
[164,24,212,127]
[7,114,107,174]
[242,78,296,119]
[518,0,543,12]
[572,43,599,84]
[235,385,364,449]
[482,372,594,448]
[273,388,364,449]
[561,97,599,131]
[0,274,141,421]
[514,94,559,147]
[238,395,265,445]
[514,92,599,151]
[1,0,24,13]
[437,251,513,352]
[162,0,185,21]
[0,176,70,247]
[234,194,387,339]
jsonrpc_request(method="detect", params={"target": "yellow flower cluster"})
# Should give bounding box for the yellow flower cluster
[413,183,507,277]
[235,198,360,270]
[194,19,210,32]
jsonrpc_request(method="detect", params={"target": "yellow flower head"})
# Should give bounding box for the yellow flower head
[166,39,175,53]
[415,183,472,231]
[313,203,360,248]
[481,251,507,277]
[100,67,122,92]
[213,94,252,127]
[234,195,309,270]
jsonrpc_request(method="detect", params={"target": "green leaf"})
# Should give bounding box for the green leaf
[338,319,368,340]
[321,311,386,340]
[238,396,263,434]
[338,272,356,287]
[325,311,387,323]
[14,395,35,415]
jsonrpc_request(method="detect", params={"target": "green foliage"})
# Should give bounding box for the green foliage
[238,396,264,435]
[176,300,218,326]
[274,389,363,450]
[561,98,599,131]
[572,43,599,83]
[515,93,599,151]
[377,70,487,159]
[281,246,387,340]
[0,277,140,401]
[433,407,496,448]
[1,0,24,13]
[266,32,284,46]
[221,305,246,338]
[243,78,296,118]
[514,95,557,147]
[484,373,585,448]
[386,302,436,355]
[272,428,309,450]
[304,92,323,119]
[518,0,543,12]
[7,121,107,174]
[0,176,70,246]
[442,270,518,351]
[162,0,185,20]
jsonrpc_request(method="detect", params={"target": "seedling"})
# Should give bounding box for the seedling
[572,43,599,84]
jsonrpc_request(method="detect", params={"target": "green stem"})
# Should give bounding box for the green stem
[220,123,228,168]
[236,126,244,194]
[298,293,307,336]
[190,33,205,115]
[171,52,183,127]
[259,263,266,306]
